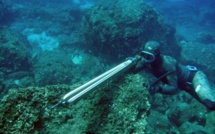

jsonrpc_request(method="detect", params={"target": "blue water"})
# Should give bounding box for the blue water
[2,0,214,51]
[0,0,215,133]
[145,0,215,40]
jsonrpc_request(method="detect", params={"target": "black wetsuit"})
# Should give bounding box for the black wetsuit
[135,54,215,110]
[135,54,192,94]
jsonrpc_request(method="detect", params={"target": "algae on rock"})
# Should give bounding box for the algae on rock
[0,73,150,134]
[83,0,179,61]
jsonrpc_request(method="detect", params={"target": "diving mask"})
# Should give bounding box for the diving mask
[141,51,156,63]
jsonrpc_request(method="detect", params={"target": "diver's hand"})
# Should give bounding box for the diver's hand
[126,57,136,61]
[149,85,162,94]
[135,55,142,60]
[126,55,142,61]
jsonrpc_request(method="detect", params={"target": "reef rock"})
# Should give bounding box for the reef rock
[83,0,179,61]
[0,74,150,133]
[32,50,74,86]
[180,41,215,82]
[0,27,32,91]
[0,27,31,74]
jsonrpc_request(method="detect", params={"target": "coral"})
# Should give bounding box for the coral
[83,0,179,61]
[0,85,71,134]
[0,73,150,133]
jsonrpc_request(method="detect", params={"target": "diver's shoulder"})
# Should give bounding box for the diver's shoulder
[162,55,177,63]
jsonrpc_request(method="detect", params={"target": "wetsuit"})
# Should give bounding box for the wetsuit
[135,54,215,110]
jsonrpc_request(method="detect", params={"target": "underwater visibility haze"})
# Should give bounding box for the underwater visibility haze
[0,0,215,133]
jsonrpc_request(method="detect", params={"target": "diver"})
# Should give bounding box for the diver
[134,41,215,110]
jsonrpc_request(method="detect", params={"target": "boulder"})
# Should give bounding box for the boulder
[83,0,180,61]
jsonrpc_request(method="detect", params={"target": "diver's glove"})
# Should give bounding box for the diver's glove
[135,55,142,60]
[126,57,135,61]
[149,85,162,94]
[126,55,142,61]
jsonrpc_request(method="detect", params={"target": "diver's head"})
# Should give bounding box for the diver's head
[141,41,161,63]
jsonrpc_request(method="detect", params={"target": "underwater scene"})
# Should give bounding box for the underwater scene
[0,0,215,133]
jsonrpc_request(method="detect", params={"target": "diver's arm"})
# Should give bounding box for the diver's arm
[158,57,180,95]
[160,73,179,95]
[133,58,147,73]
[159,84,179,95]
[151,73,179,95]
[149,81,179,95]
